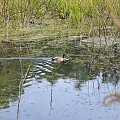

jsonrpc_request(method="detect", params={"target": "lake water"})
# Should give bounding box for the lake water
[0,28,120,120]
[0,56,120,120]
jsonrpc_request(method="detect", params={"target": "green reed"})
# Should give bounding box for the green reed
[0,0,119,35]
[0,0,45,27]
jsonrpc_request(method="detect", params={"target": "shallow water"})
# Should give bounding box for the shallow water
[0,28,120,120]
[0,57,120,120]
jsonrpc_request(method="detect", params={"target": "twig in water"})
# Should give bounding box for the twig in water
[17,64,32,120]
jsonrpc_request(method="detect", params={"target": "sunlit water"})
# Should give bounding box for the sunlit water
[0,57,120,120]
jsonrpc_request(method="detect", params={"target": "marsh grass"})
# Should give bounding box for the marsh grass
[0,0,119,42]
[0,0,119,24]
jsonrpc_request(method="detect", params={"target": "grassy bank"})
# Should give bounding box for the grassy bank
[0,0,120,27]
[0,0,120,46]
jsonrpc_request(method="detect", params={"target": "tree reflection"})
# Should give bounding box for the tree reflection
[31,59,98,90]
[102,69,120,86]
[0,56,119,109]
[0,60,31,109]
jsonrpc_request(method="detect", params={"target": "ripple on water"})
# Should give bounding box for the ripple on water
[0,56,120,120]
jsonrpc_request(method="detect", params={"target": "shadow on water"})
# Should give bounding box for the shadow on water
[0,40,120,120]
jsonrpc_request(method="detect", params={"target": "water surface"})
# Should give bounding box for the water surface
[0,57,120,120]
[0,29,120,120]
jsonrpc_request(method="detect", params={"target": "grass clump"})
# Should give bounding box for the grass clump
[0,0,119,37]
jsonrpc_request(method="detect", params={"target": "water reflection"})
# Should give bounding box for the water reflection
[29,59,96,87]
[0,59,31,109]
[0,57,120,120]
[101,69,120,85]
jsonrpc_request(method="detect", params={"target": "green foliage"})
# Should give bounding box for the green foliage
[0,0,120,28]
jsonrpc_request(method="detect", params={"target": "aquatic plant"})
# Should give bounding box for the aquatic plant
[0,0,119,47]
[0,0,119,27]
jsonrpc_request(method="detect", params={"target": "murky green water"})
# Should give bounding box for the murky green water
[0,33,120,120]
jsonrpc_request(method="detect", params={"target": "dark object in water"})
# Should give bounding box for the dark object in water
[51,54,69,63]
